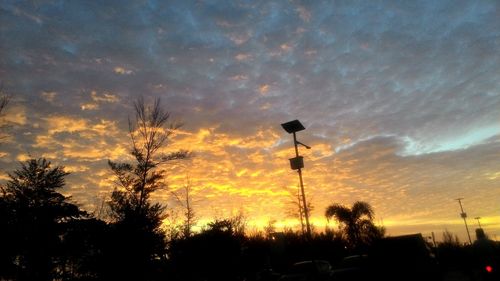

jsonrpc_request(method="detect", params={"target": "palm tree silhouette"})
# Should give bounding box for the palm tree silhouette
[325,201,382,249]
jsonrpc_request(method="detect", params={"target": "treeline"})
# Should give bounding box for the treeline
[3,159,497,281]
[0,156,375,281]
[0,97,384,281]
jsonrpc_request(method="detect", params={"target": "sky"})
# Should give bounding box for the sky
[1,0,500,242]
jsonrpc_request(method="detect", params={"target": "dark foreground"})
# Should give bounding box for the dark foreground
[252,234,499,281]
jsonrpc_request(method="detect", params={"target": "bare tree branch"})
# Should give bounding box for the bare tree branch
[171,175,197,237]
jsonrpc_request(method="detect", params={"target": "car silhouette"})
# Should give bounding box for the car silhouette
[331,254,369,281]
[278,260,334,281]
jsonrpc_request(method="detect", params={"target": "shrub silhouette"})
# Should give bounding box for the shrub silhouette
[168,219,245,281]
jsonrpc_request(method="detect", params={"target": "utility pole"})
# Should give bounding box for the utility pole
[456,198,472,244]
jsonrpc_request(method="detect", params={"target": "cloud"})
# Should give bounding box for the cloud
[1,0,499,238]
[80,103,99,111]
[235,53,251,61]
[41,91,57,102]
[258,84,269,95]
[296,6,311,23]
[90,91,120,103]
[3,104,27,125]
[80,91,121,111]
[114,67,133,75]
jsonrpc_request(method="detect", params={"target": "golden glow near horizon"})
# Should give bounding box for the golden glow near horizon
[1,100,499,242]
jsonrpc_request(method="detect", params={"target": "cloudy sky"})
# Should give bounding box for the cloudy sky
[1,0,500,241]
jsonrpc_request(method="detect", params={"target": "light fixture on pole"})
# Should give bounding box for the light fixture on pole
[474,217,482,229]
[281,119,312,238]
[456,198,472,244]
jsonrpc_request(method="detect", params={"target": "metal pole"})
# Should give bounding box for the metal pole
[474,217,482,229]
[298,169,311,238]
[297,184,305,235]
[293,132,311,238]
[456,198,472,244]
[293,132,299,156]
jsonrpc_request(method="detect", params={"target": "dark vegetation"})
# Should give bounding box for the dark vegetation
[0,156,350,281]
[1,97,499,281]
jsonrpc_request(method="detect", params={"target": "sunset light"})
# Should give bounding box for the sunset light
[1,1,500,279]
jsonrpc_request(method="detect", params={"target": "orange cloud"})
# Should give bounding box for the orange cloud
[113,66,133,75]
[33,115,129,161]
[91,91,120,103]
[280,43,292,52]
[4,104,27,125]
[81,103,99,110]
[259,84,269,95]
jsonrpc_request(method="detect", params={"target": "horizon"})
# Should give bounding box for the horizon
[1,0,500,243]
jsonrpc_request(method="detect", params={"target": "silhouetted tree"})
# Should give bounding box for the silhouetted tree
[0,158,84,281]
[108,97,188,215]
[58,218,109,281]
[106,96,188,280]
[168,217,246,281]
[171,176,197,238]
[435,230,471,276]
[441,229,461,247]
[204,214,247,236]
[325,201,384,250]
[285,184,313,236]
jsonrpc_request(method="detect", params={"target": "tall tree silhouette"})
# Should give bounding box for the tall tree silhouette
[0,158,83,281]
[171,176,197,238]
[106,96,188,280]
[325,201,384,250]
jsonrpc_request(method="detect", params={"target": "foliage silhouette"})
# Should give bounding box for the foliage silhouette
[57,218,109,280]
[106,96,188,280]
[108,96,188,217]
[168,218,246,281]
[171,176,197,238]
[0,158,85,281]
[442,229,461,247]
[325,201,384,251]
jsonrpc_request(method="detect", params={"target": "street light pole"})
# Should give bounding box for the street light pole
[456,198,472,244]
[293,131,312,239]
[474,217,482,229]
[281,120,312,239]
